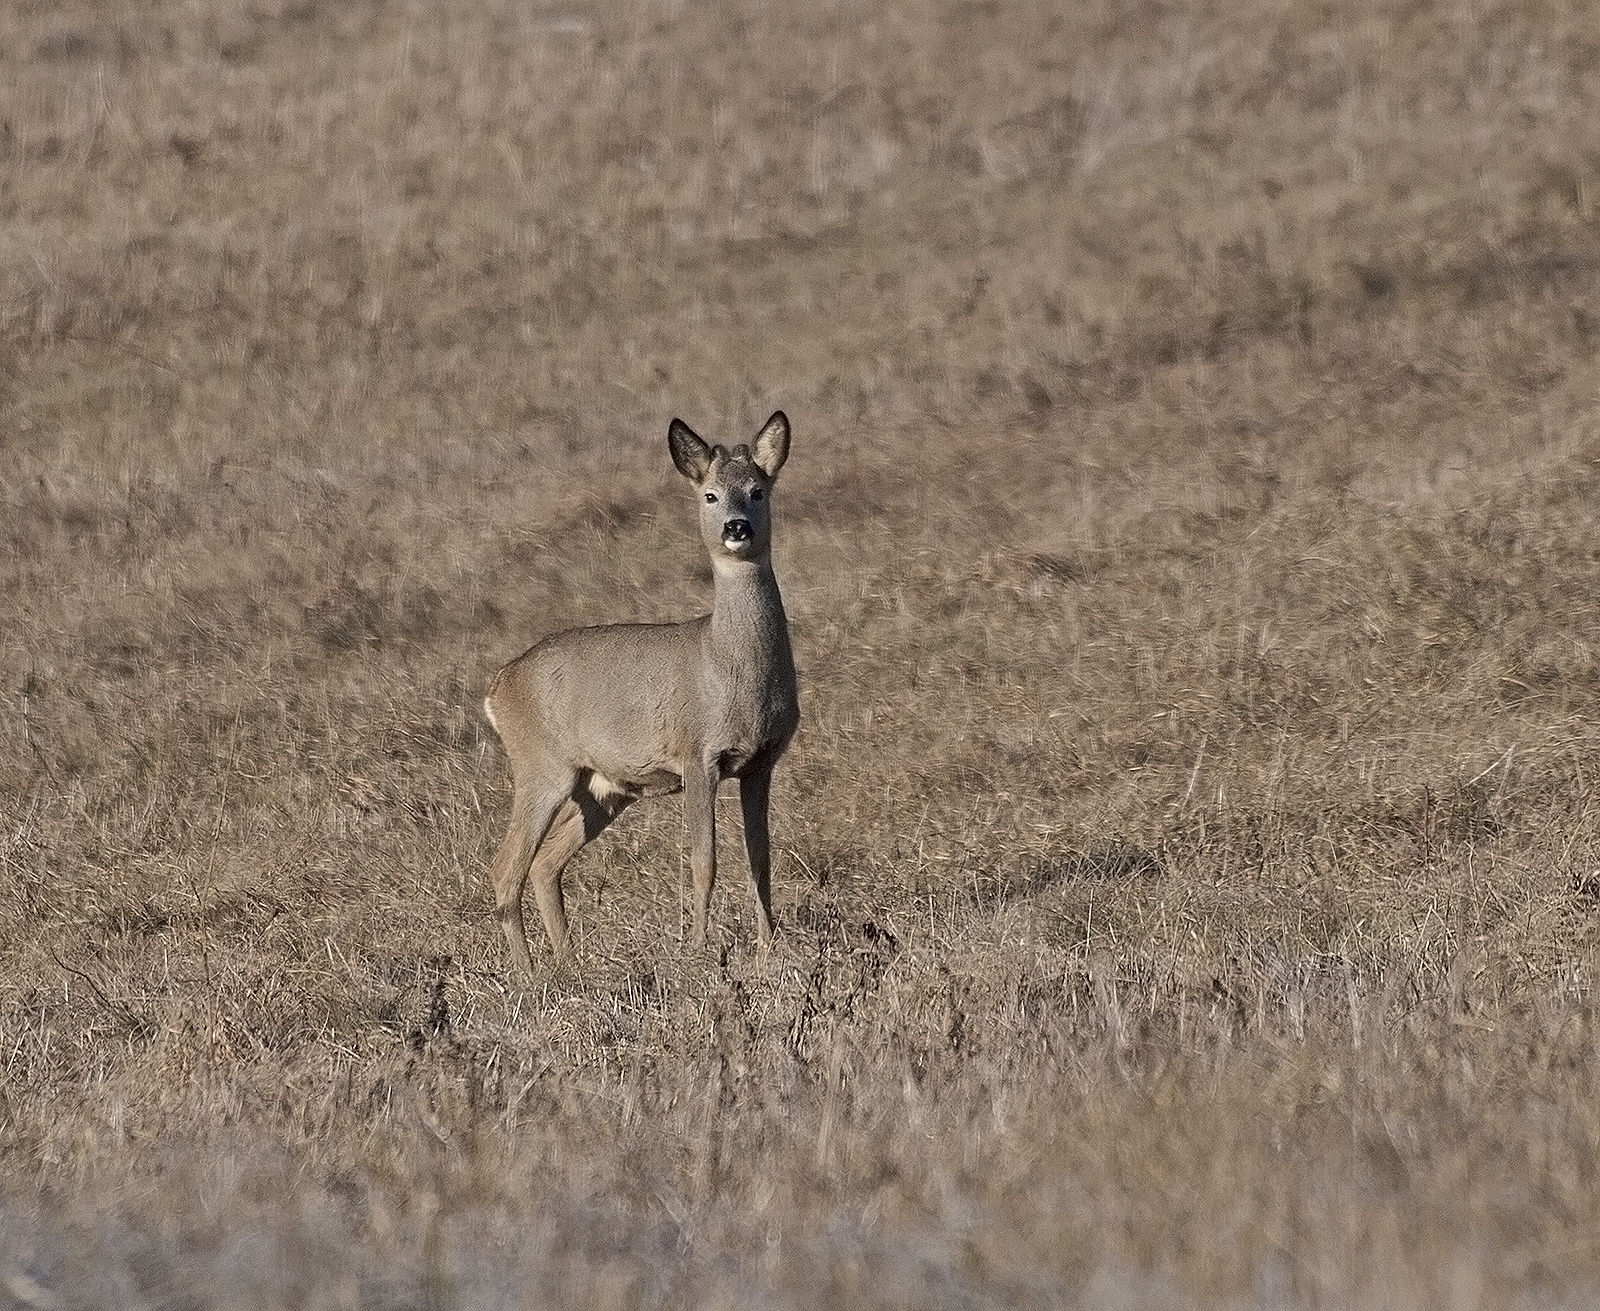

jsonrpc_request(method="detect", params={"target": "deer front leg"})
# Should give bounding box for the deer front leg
[685,760,719,950]
[739,764,777,945]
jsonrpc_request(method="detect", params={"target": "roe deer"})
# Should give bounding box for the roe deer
[483,412,800,976]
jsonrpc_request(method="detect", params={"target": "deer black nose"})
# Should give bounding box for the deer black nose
[722,518,753,543]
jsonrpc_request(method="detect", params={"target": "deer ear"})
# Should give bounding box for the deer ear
[668,418,714,481]
[751,411,790,479]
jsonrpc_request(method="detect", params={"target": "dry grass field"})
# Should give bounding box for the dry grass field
[4,0,1600,1305]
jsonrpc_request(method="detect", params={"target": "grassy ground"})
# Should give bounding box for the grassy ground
[4,0,1600,1305]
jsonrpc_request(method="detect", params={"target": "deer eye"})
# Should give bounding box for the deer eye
[750,488,764,502]
[704,491,718,504]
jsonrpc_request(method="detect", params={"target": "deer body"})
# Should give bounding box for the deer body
[483,413,798,976]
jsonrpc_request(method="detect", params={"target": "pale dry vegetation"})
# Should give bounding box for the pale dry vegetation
[4,0,1600,1306]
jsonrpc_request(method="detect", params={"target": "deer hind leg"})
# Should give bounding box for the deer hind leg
[526,779,635,964]
[491,772,576,977]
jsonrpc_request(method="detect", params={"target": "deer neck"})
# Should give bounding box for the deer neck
[708,555,791,672]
